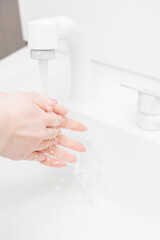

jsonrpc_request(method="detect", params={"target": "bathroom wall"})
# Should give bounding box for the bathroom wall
[18,0,160,80]
[0,0,26,59]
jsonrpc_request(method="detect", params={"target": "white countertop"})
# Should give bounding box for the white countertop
[1,47,160,144]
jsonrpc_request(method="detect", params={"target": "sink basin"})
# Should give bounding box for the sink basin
[0,47,160,240]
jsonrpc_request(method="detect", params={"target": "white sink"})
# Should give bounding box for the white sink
[0,47,160,240]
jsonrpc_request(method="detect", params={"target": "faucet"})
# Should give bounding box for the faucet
[27,16,96,103]
[121,82,160,130]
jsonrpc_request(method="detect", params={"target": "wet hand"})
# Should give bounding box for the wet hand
[25,113,87,167]
[0,91,87,167]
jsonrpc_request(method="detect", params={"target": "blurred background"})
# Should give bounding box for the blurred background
[0,0,26,59]
[1,0,160,80]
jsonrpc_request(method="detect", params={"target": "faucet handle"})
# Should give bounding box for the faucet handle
[121,82,160,99]
[121,82,160,130]
[121,82,160,115]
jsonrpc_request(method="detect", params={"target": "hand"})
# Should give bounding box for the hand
[0,92,87,167]
[26,115,87,167]
[0,91,59,160]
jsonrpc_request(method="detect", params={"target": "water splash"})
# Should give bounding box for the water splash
[38,58,108,220]
[73,133,108,214]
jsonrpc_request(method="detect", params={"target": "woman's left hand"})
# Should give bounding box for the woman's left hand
[25,113,87,167]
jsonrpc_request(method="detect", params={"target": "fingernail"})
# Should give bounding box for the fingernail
[68,155,77,163]
[48,99,57,106]
[80,125,87,131]
[39,155,46,162]
[81,145,86,152]
[51,161,67,167]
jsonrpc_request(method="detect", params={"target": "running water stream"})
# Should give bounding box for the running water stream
[38,59,109,238]
[38,60,48,96]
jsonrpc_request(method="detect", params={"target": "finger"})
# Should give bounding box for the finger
[25,151,67,167]
[45,128,61,140]
[51,103,68,116]
[61,117,87,132]
[45,112,64,127]
[30,92,56,112]
[46,97,68,116]
[43,146,77,163]
[46,98,57,107]
[57,134,86,152]
[36,139,57,151]
[40,157,67,168]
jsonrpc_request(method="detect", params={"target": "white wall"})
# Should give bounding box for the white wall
[18,0,160,80]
